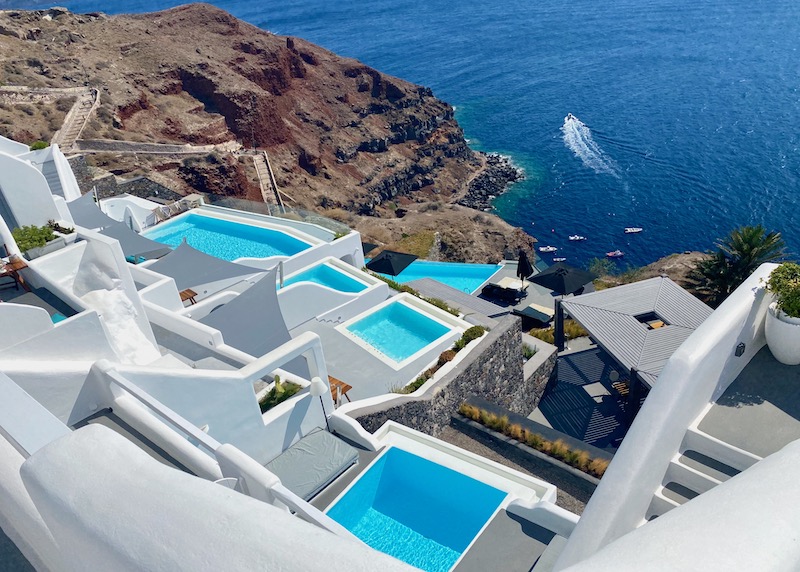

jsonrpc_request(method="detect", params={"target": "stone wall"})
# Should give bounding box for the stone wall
[354,316,557,437]
[523,333,558,410]
[67,155,182,201]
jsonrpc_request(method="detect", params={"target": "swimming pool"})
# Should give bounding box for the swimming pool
[377,261,501,294]
[283,263,368,293]
[326,447,506,572]
[144,213,312,261]
[345,300,452,363]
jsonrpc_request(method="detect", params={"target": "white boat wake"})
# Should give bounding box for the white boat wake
[561,114,620,177]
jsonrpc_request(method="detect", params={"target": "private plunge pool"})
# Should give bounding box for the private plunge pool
[326,447,506,572]
[376,260,502,294]
[337,295,462,369]
[144,212,313,261]
[282,262,368,293]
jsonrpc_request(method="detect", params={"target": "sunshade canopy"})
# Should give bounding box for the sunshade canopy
[361,242,378,256]
[517,250,534,280]
[98,222,172,261]
[530,262,597,296]
[365,250,418,276]
[67,192,117,230]
[198,267,309,378]
[146,242,263,292]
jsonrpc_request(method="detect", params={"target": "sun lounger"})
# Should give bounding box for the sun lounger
[264,428,359,500]
[513,302,555,323]
[481,283,524,303]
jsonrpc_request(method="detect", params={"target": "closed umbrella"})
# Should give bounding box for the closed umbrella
[529,261,597,296]
[517,250,534,290]
[365,250,418,276]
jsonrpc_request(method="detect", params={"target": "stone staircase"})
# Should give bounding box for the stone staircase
[252,151,284,209]
[51,89,98,151]
[645,426,760,522]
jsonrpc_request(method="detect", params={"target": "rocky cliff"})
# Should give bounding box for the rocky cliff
[0,3,532,261]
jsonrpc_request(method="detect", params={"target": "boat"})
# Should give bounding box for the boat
[624,227,643,234]
[553,257,567,262]
[568,235,586,241]
[606,249,625,258]
[566,113,577,122]
[538,246,558,253]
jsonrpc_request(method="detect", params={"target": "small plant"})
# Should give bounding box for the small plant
[438,349,457,366]
[29,140,49,151]
[47,219,75,234]
[528,320,588,345]
[458,403,609,478]
[454,325,485,351]
[258,375,302,413]
[11,225,57,253]
[522,343,537,360]
[764,262,800,318]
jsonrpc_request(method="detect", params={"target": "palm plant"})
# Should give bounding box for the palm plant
[691,225,786,307]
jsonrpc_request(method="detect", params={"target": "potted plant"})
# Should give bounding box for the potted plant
[764,262,800,365]
[11,225,65,260]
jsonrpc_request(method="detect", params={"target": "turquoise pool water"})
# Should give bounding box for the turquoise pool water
[327,447,506,572]
[283,264,367,293]
[378,261,501,294]
[145,213,311,261]
[347,301,452,362]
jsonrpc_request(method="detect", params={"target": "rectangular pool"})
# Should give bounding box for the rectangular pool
[346,300,452,363]
[377,261,501,294]
[327,447,506,572]
[283,263,368,293]
[144,213,312,261]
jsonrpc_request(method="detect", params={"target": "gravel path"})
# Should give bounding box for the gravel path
[439,425,594,515]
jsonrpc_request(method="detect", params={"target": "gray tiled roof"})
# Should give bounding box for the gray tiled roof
[562,277,712,387]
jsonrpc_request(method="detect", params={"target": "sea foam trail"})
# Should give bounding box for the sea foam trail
[561,115,620,177]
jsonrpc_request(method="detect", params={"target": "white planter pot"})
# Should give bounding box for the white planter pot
[765,302,800,366]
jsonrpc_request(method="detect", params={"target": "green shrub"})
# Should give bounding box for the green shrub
[29,140,49,150]
[422,296,459,316]
[454,325,485,351]
[258,376,302,413]
[11,225,56,253]
[765,262,800,318]
[522,344,537,359]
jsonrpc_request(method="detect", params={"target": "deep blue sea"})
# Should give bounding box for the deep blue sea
[8,0,800,267]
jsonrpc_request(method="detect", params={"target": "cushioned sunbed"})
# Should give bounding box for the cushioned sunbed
[264,429,359,500]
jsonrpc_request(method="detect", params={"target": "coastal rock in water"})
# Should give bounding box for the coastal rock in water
[458,153,525,211]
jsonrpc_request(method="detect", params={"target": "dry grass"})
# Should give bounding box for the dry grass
[384,230,436,259]
[528,319,588,344]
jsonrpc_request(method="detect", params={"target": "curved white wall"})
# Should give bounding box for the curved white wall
[0,152,61,228]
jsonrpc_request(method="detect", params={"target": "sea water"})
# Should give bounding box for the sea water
[13,0,800,267]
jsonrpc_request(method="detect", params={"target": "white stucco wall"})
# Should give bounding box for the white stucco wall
[0,152,61,228]
[563,438,800,572]
[0,304,53,352]
[20,425,415,572]
[0,135,28,156]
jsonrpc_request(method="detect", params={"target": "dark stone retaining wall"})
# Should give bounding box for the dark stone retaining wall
[355,316,557,438]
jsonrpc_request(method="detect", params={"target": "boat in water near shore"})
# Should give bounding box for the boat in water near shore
[539,245,558,253]
[606,249,624,258]
[624,227,643,234]
[569,235,586,241]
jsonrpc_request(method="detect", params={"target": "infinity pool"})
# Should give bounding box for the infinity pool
[346,301,452,363]
[327,447,506,572]
[378,261,501,294]
[145,213,311,261]
[283,263,367,293]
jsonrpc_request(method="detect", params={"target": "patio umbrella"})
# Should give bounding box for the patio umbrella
[517,250,534,290]
[529,261,597,296]
[361,242,378,256]
[365,249,418,276]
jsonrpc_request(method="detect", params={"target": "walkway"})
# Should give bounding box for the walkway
[405,277,504,327]
[699,346,800,458]
[51,88,97,151]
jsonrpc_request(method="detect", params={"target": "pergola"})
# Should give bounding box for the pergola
[557,276,712,407]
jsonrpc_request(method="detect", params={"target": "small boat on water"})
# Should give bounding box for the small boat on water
[568,235,586,241]
[566,113,577,122]
[539,245,558,253]
[624,227,643,234]
[553,257,567,262]
[606,249,625,258]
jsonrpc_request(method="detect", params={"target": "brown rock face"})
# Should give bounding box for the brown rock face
[0,3,535,262]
